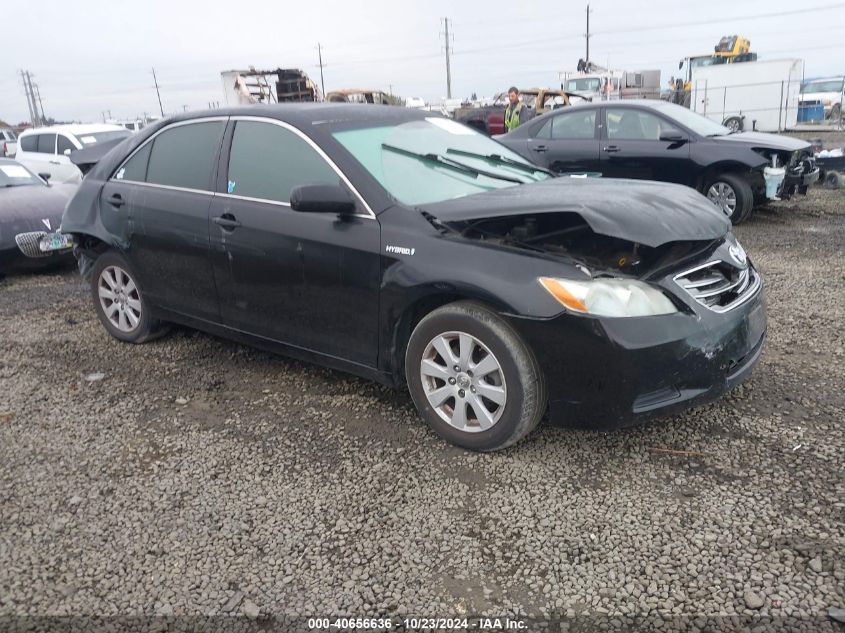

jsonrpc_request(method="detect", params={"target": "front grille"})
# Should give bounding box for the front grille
[14,231,50,258]
[673,260,761,313]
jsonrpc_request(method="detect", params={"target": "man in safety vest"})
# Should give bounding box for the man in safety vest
[504,86,531,132]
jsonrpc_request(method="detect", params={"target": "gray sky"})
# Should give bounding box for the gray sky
[3,0,843,123]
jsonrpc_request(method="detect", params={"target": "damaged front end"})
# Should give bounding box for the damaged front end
[443,211,720,281]
[420,180,766,428]
[751,146,819,200]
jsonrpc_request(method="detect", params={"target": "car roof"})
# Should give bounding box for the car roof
[19,123,127,137]
[153,103,438,128]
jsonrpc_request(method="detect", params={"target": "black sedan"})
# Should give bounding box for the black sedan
[0,158,76,275]
[60,105,766,451]
[498,100,819,223]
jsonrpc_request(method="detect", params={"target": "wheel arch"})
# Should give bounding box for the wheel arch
[386,290,513,385]
[697,160,757,192]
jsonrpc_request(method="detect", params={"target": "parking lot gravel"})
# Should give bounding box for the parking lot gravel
[0,187,843,632]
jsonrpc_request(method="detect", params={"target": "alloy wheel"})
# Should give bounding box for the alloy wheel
[707,182,737,216]
[98,265,142,333]
[420,331,507,432]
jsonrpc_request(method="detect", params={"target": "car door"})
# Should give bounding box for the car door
[106,118,226,321]
[208,117,381,366]
[524,108,601,174]
[20,133,56,179]
[600,107,693,185]
[55,134,82,183]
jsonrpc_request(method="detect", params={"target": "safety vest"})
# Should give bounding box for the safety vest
[504,102,523,132]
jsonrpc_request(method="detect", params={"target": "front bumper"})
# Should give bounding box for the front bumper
[507,281,766,429]
[784,167,820,189]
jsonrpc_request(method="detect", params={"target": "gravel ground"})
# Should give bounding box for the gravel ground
[0,187,843,632]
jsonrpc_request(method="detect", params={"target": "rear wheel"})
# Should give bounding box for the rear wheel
[90,251,166,343]
[823,171,843,190]
[705,173,753,224]
[405,301,546,452]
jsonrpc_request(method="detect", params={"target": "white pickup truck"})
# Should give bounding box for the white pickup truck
[1,129,17,158]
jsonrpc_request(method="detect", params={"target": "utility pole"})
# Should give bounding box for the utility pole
[151,67,164,117]
[23,71,43,127]
[316,43,326,98]
[20,70,37,126]
[33,81,46,124]
[441,17,453,99]
[585,4,593,64]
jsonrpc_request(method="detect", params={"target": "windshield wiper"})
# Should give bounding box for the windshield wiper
[445,148,557,177]
[381,143,524,184]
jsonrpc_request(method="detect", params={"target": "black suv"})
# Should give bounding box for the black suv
[498,100,819,223]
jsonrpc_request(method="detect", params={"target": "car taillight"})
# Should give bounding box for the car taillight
[1,142,6,155]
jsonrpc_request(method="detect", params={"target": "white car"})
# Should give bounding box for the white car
[800,76,844,121]
[15,124,132,184]
[1,129,16,158]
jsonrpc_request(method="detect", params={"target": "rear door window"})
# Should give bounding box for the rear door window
[225,120,338,203]
[36,133,57,154]
[536,109,597,139]
[145,121,225,191]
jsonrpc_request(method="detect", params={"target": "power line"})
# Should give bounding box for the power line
[592,2,845,35]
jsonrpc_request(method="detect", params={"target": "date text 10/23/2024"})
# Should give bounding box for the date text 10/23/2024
[307,616,528,630]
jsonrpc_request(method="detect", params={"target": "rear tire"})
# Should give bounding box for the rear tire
[90,251,166,344]
[705,173,753,224]
[823,171,843,190]
[405,301,546,452]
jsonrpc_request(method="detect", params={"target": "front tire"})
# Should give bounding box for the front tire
[723,116,743,132]
[705,173,753,224]
[90,251,165,343]
[405,301,546,451]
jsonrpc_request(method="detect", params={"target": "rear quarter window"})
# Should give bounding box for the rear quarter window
[19,135,37,152]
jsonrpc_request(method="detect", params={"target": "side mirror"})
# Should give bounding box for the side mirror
[38,172,51,182]
[290,183,356,215]
[63,148,72,157]
[659,128,687,143]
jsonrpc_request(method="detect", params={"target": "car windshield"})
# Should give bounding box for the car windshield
[565,78,602,92]
[332,117,550,205]
[75,130,132,146]
[649,101,732,136]
[0,161,41,187]
[802,80,844,94]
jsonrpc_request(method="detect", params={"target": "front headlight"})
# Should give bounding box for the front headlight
[539,277,678,317]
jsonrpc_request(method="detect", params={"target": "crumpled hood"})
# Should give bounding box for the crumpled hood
[0,184,76,248]
[421,177,730,248]
[711,131,810,152]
